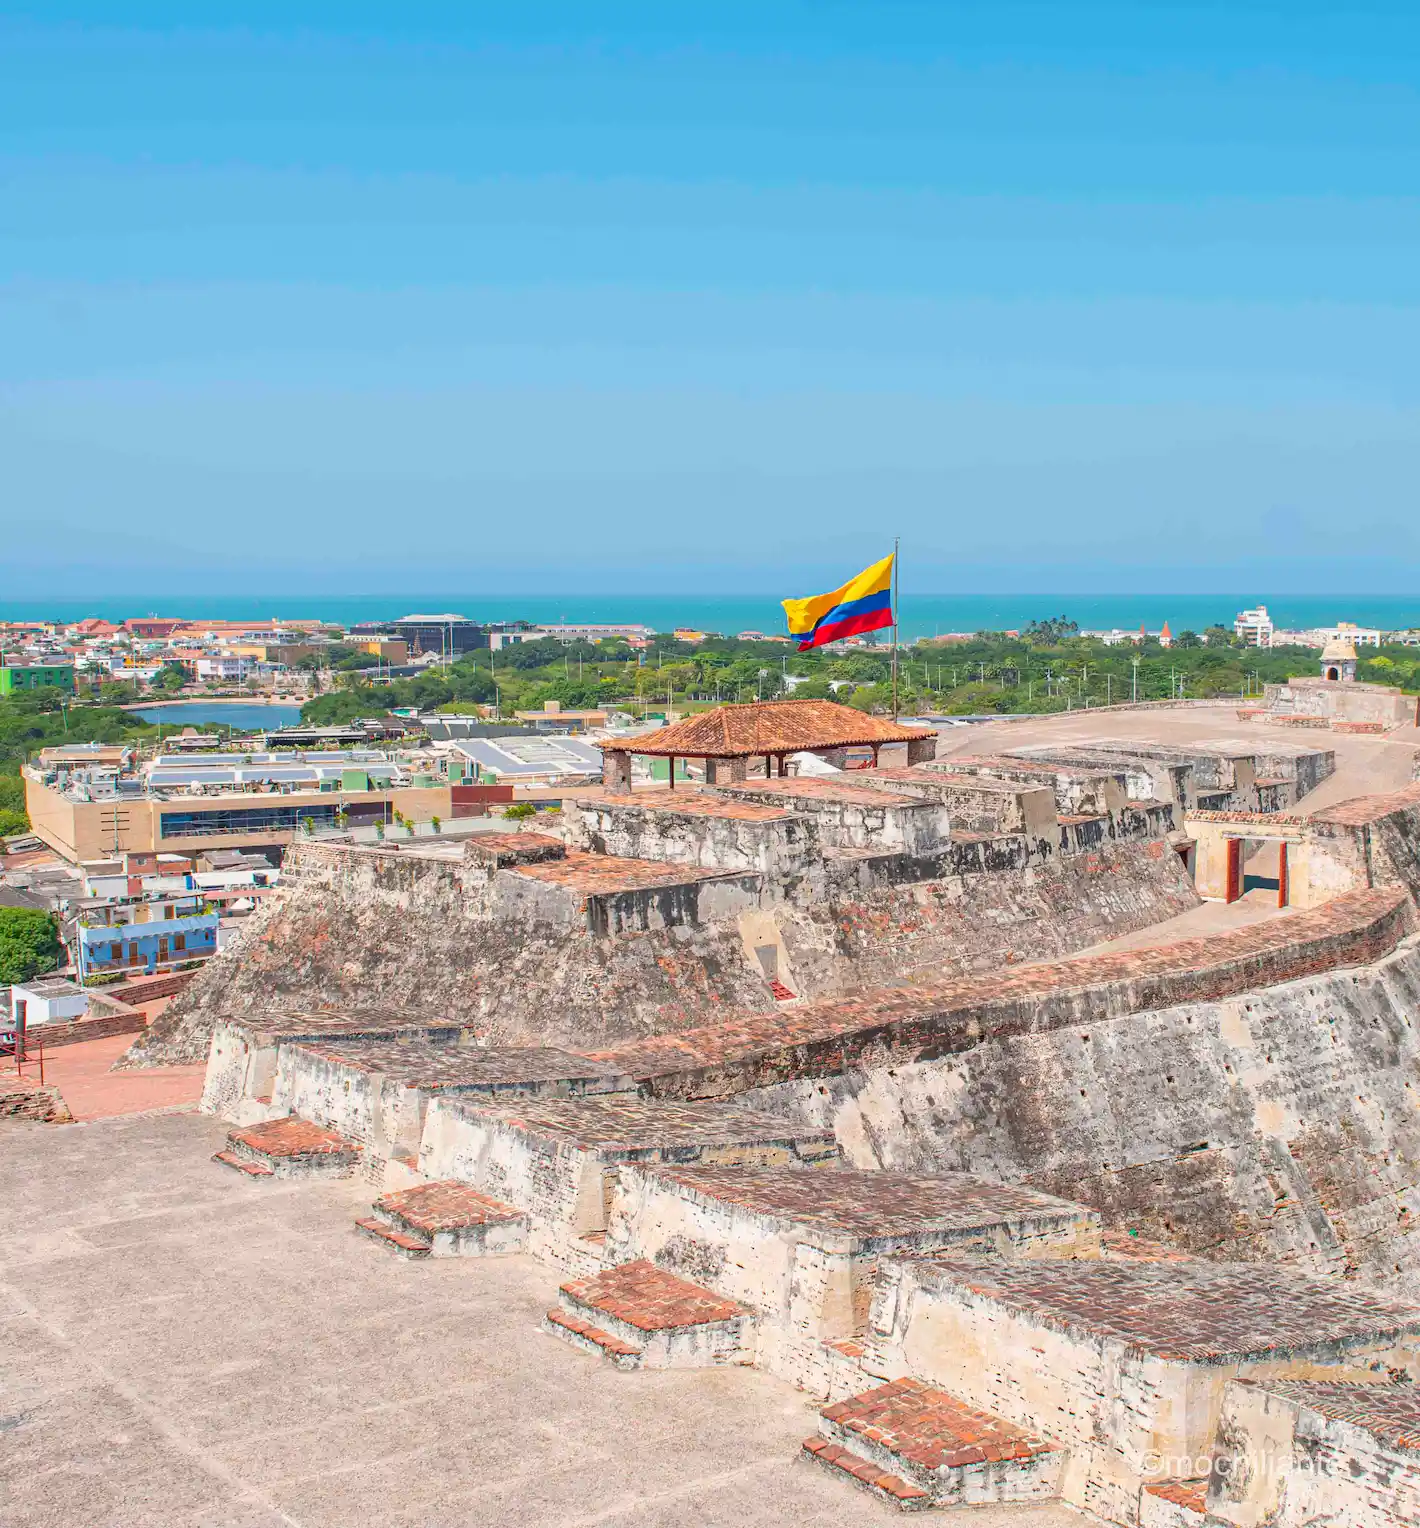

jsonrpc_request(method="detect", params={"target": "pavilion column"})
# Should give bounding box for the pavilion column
[707,756,747,786]
[668,754,677,789]
[602,749,632,794]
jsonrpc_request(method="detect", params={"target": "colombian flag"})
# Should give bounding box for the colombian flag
[782,554,895,651]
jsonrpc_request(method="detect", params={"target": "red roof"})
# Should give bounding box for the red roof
[598,699,933,759]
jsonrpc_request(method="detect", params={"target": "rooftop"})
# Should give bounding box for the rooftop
[636,1166,1092,1244]
[906,1256,1420,1362]
[447,1095,836,1154]
[600,699,933,759]
[1250,1381,1420,1452]
[506,849,757,894]
[574,788,797,822]
[717,777,936,809]
[287,1039,629,1092]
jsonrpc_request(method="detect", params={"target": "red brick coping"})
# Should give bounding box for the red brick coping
[560,1259,743,1332]
[587,887,1414,1097]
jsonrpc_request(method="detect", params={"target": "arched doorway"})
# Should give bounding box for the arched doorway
[1326,666,1340,681]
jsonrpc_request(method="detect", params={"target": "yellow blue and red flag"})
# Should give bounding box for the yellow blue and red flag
[782,553,895,651]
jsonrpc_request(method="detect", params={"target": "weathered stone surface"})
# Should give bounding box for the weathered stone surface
[736,925,1420,1294]
[127,827,1199,1068]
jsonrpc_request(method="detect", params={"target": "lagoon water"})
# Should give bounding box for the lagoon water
[132,703,304,729]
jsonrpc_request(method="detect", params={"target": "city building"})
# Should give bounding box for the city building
[8,976,89,1028]
[513,700,624,734]
[23,749,453,863]
[72,895,220,980]
[1234,605,1275,647]
[351,614,486,657]
[1318,620,1383,649]
[0,658,76,695]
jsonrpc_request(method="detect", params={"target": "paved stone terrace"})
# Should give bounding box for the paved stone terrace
[453,1096,837,1154]
[376,1181,524,1233]
[563,1259,745,1331]
[0,1112,1083,1527]
[640,1166,1089,1242]
[866,765,1027,794]
[907,1256,1420,1362]
[822,1378,1057,1469]
[717,778,935,809]
[573,788,799,821]
[940,754,1124,782]
[462,831,567,866]
[287,1039,628,1091]
[588,887,1413,1088]
[1255,1380,1420,1450]
[1314,779,1420,826]
[507,848,756,892]
[237,1007,476,1047]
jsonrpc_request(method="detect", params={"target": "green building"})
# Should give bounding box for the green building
[0,660,76,696]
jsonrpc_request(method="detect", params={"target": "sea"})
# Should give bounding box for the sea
[5,594,1420,645]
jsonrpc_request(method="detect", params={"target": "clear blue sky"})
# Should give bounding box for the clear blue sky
[3,3,1419,597]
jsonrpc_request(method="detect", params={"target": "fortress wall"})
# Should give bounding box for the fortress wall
[609,890,1411,1096]
[732,928,1420,1294]
[125,829,1200,1068]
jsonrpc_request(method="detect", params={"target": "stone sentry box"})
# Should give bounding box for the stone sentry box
[603,1163,1101,1395]
[865,1254,1420,1528]
[269,1039,636,1184]
[199,1010,480,1126]
[416,1095,840,1276]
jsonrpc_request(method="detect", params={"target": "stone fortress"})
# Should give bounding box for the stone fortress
[136,697,1420,1526]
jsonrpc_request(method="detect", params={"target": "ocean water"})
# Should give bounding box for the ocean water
[6,593,1420,644]
[131,703,305,728]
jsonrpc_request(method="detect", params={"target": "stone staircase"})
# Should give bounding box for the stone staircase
[355,1181,528,1258]
[802,1378,1064,1512]
[542,1259,754,1370]
[213,1116,361,1179]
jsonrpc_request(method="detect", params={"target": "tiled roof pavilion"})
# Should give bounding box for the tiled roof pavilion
[597,699,933,760]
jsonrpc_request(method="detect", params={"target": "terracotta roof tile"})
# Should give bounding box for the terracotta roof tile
[598,699,932,758]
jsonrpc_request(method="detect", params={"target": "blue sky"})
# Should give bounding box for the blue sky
[3,2,1419,596]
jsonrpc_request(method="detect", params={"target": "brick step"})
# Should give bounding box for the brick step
[801,1437,931,1511]
[556,1259,753,1369]
[1140,1479,1209,1528]
[542,1306,643,1371]
[224,1116,361,1179]
[371,1181,528,1257]
[355,1216,431,1258]
[212,1149,273,1177]
[815,1379,1063,1507]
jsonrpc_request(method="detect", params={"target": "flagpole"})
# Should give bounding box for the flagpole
[890,535,900,719]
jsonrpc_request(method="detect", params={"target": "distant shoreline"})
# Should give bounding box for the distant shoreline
[120,696,304,712]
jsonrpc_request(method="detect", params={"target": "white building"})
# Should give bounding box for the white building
[1234,606,1275,647]
[196,655,253,681]
[1318,621,1382,649]
[9,977,89,1029]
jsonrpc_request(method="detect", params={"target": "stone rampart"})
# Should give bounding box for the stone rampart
[595,888,1412,1098]
[127,818,1201,1068]
[1264,677,1418,730]
[721,921,1420,1294]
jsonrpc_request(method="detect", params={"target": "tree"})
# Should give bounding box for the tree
[1024,616,1080,644]
[1174,630,1203,649]
[0,907,62,984]
[1203,625,1235,647]
[156,663,187,691]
